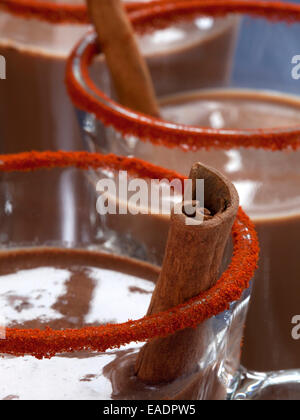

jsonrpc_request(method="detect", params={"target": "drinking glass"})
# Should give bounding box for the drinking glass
[0,151,257,400]
[0,0,238,153]
[67,0,300,398]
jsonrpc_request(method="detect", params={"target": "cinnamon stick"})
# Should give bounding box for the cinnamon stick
[135,162,239,384]
[86,0,160,117]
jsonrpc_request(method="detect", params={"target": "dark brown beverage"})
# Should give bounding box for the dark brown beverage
[101,88,300,372]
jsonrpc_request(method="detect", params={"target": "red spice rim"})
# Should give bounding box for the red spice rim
[0,0,88,24]
[0,0,182,25]
[66,0,300,151]
[0,151,259,359]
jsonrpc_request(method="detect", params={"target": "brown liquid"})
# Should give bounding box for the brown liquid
[243,215,300,372]
[141,15,239,96]
[0,9,89,153]
[0,248,232,400]
[160,89,300,373]
[101,88,300,372]
[0,10,237,153]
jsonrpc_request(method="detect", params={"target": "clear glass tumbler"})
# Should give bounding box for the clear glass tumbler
[67,0,300,399]
[0,0,238,153]
[0,151,257,400]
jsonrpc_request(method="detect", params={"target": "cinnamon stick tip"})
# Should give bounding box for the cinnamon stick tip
[186,161,239,224]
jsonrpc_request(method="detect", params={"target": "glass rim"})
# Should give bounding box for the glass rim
[66,0,300,151]
[0,151,259,359]
[0,0,152,25]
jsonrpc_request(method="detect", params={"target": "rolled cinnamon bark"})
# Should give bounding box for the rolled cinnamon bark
[86,0,160,117]
[135,162,239,384]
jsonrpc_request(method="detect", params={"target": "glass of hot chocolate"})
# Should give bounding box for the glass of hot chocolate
[67,0,300,399]
[0,151,258,400]
[0,0,238,153]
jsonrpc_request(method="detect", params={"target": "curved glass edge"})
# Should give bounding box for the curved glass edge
[228,367,300,400]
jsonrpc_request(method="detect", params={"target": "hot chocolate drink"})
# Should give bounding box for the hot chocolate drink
[160,89,300,373]
[0,4,238,152]
[101,88,300,373]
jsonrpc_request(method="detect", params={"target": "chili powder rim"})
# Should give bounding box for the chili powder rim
[66,0,300,151]
[0,151,259,359]
[0,0,183,25]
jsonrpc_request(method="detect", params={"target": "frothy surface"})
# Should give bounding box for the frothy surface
[0,11,89,57]
[0,248,157,400]
[140,16,236,56]
[0,249,155,330]
[161,89,300,129]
